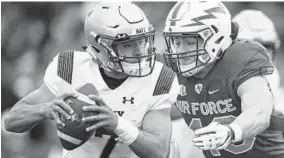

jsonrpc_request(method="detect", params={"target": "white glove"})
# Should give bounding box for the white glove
[192,122,233,150]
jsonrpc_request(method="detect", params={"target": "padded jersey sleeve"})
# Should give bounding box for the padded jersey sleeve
[151,65,179,110]
[43,54,60,96]
[233,49,274,92]
[43,51,75,96]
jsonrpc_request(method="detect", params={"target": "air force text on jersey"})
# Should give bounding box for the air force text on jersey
[175,98,236,116]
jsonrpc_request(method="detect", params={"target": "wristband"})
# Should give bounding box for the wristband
[113,116,139,145]
[229,123,243,142]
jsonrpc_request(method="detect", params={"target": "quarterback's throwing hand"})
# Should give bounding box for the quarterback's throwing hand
[82,94,118,132]
[192,122,233,150]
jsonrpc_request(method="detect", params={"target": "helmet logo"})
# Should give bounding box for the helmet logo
[203,30,209,37]
[202,54,209,60]
[202,29,212,39]
[182,6,226,27]
[107,61,115,68]
[135,27,146,34]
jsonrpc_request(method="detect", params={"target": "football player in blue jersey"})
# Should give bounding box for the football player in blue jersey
[4,2,180,158]
[162,1,284,158]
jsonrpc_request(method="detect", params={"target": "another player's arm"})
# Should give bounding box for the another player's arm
[232,75,273,140]
[192,76,273,149]
[129,108,172,158]
[4,83,76,133]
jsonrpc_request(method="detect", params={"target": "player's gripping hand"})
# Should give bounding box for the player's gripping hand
[192,122,233,150]
[82,94,118,132]
[42,92,78,129]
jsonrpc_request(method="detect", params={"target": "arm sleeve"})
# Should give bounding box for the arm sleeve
[151,76,179,110]
[43,51,76,96]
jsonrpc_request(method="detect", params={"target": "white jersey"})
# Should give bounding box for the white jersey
[43,50,179,158]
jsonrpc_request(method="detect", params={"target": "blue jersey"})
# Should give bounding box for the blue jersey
[175,40,282,158]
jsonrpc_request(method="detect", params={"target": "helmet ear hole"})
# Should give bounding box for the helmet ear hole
[211,25,219,33]
[215,36,224,44]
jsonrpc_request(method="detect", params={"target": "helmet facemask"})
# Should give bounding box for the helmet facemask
[163,28,213,77]
[88,27,156,77]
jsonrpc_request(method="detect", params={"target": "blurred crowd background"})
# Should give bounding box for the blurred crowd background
[2,2,284,158]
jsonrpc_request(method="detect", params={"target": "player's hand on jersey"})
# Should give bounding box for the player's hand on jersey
[82,94,118,132]
[192,122,233,150]
[43,92,78,129]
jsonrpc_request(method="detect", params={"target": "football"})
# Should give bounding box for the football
[57,83,98,150]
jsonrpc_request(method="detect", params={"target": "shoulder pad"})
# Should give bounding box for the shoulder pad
[153,65,176,96]
[57,50,74,84]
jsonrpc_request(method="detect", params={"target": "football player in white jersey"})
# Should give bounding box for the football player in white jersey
[4,2,180,158]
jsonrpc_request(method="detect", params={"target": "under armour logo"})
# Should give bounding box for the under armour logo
[122,97,134,104]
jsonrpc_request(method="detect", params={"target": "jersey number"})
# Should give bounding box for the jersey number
[189,115,255,156]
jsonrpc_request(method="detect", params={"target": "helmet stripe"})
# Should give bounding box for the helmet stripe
[182,6,225,27]
[170,1,186,20]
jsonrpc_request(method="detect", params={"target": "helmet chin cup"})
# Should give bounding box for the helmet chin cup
[180,64,205,77]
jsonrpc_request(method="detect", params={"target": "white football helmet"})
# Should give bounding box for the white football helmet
[163,0,232,77]
[232,9,280,60]
[84,2,156,77]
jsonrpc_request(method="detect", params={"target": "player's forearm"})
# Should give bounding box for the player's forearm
[129,131,169,158]
[113,115,170,158]
[232,106,271,140]
[4,100,47,133]
[234,76,274,141]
